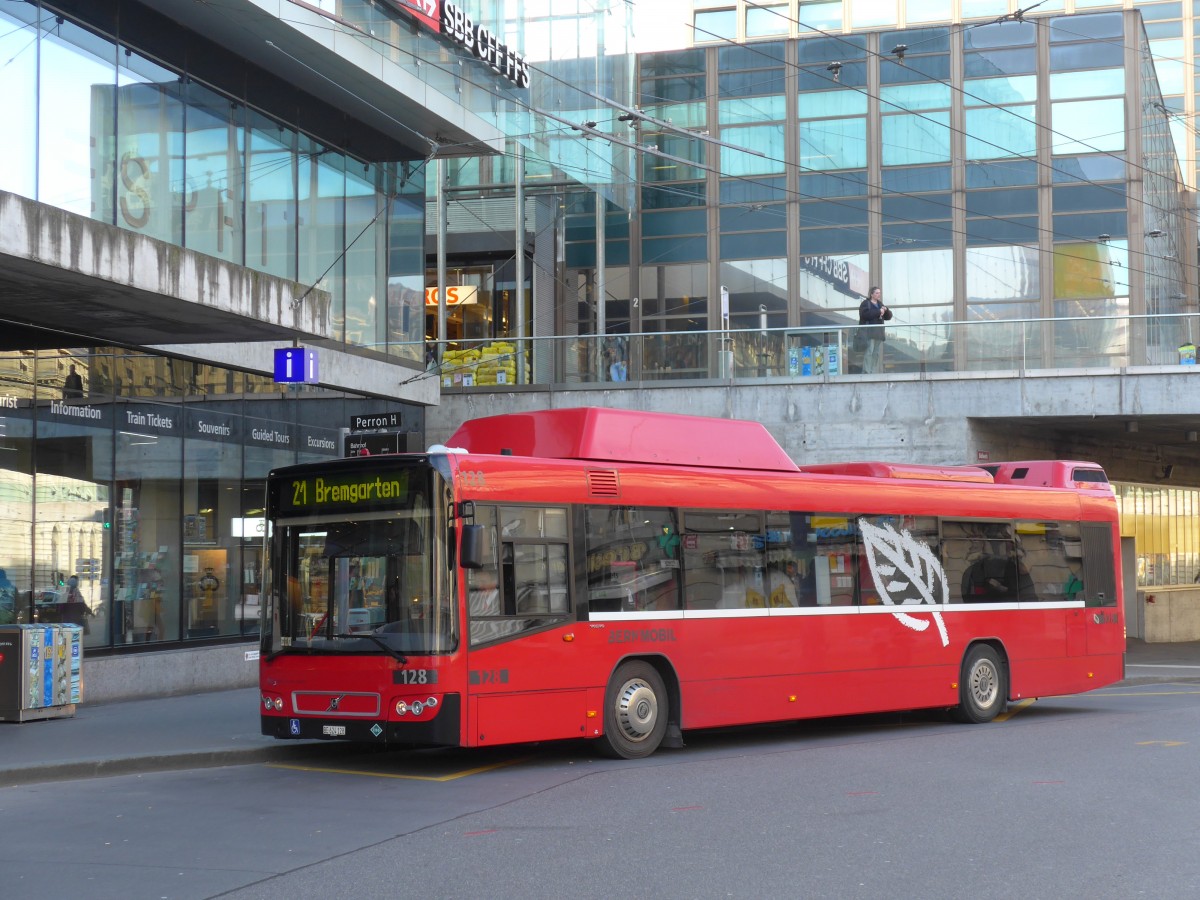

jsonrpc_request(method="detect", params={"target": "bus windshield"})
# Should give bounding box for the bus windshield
[269,490,453,655]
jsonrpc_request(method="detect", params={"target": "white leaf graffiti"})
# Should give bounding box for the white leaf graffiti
[858,519,950,647]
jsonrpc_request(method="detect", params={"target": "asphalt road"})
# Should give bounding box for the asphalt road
[2,683,1197,900]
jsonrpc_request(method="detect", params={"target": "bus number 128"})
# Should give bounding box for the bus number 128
[395,669,437,685]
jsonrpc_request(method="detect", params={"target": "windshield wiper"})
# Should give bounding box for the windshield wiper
[334,632,408,665]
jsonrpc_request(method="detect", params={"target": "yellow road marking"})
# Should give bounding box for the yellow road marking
[994,698,1036,722]
[1136,740,1186,747]
[266,756,530,782]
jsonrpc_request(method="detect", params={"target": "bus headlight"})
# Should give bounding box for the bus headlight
[396,697,439,716]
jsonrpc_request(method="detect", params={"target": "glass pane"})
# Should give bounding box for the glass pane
[184,81,243,264]
[386,165,427,363]
[113,408,182,645]
[345,163,382,349]
[39,20,116,219]
[183,405,242,638]
[880,82,951,111]
[721,124,786,175]
[1050,69,1124,100]
[797,253,870,320]
[746,5,789,36]
[585,506,680,613]
[1051,99,1126,154]
[0,6,38,199]
[964,75,1038,107]
[965,106,1037,159]
[882,112,951,165]
[965,48,1036,77]
[694,9,737,41]
[797,1,844,32]
[966,245,1040,301]
[960,0,1009,18]
[800,118,867,170]
[298,139,345,336]
[682,509,764,609]
[115,49,183,243]
[718,95,786,124]
[799,90,868,118]
[852,0,896,28]
[905,0,952,21]
[246,115,296,280]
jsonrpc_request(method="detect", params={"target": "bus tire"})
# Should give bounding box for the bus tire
[595,660,669,759]
[953,644,1007,723]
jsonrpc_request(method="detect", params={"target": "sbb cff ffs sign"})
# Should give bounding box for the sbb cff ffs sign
[274,348,319,384]
[387,0,530,89]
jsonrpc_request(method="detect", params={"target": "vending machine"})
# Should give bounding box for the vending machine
[0,624,83,722]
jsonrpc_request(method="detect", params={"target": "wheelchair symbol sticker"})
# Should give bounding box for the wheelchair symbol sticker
[289,719,300,736]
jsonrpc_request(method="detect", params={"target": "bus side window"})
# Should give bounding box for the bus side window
[584,506,680,613]
[680,509,764,610]
[857,515,939,606]
[942,520,1033,603]
[469,505,572,646]
[1015,520,1078,603]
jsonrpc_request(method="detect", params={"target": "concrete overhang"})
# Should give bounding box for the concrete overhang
[134,0,506,159]
[0,190,438,406]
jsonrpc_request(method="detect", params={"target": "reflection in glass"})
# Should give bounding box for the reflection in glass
[246,114,297,280]
[963,217,1057,365]
[1051,99,1125,153]
[965,106,1036,159]
[115,49,183,245]
[882,112,951,165]
[185,81,244,264]
[40,20,116,219]
[0,8,38,199]
[299,140,345,339]
[800,118,867,170]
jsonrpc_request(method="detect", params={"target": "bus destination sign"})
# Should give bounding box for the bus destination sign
[282,470,411,513]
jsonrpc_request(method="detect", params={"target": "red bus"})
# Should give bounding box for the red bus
[259,407,1124,758]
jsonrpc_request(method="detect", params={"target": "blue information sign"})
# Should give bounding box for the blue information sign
[274,348,319,384]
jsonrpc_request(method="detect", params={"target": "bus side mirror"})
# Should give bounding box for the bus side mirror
[460,524,485,570]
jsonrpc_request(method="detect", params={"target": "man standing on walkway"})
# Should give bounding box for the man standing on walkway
[858,286,892,374]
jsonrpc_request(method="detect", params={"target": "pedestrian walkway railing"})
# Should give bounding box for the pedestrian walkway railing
[430,312,1200,391]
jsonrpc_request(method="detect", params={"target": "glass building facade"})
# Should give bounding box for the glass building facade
[0,2,429,361]
[0,348,419,651]
[691,0,1200,191]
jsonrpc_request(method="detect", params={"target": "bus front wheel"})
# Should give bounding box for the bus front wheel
[953,644,1007,723]
[595,661,669,759]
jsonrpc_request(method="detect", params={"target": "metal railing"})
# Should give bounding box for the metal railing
[428,313,1200,391]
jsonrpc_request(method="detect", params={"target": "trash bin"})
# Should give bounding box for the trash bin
[0,624,83,722]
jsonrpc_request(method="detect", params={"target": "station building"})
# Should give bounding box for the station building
[0,0,1197,700]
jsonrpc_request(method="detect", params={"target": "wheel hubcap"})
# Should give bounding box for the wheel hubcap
[970,661,998,708]
[615,678,658,742]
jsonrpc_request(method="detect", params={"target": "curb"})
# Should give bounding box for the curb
[0,742,342,789]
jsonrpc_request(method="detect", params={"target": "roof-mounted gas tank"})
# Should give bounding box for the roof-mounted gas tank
[978,460,1111,491]
[446,407,800,472]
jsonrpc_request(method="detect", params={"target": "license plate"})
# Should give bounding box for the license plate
[322,725,346,737]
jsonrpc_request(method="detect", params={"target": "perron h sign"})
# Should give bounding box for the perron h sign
[274,348,319,384]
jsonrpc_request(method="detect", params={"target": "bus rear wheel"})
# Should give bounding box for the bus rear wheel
[595,661,668,759]
[953,644,1007,723]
